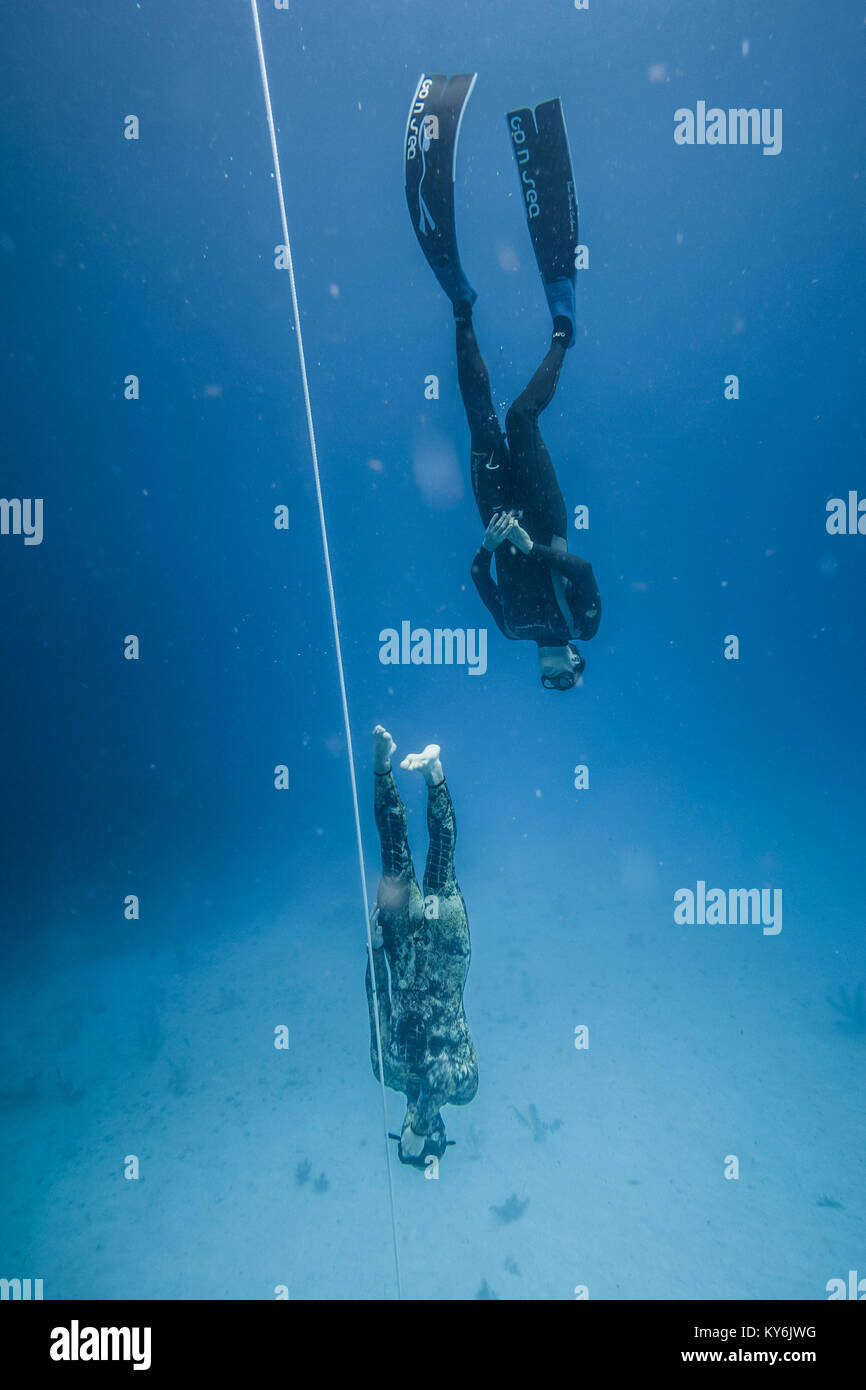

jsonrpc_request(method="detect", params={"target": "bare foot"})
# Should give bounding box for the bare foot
[373,725,396,774]
[400,743,444,787]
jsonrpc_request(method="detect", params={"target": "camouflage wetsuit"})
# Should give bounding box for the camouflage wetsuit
[365,770,478,1140]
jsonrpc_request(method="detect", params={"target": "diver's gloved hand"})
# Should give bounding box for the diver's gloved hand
[482,511,515,552]
[369,904,383,950]
[506,518,533,553]
[399,1123,426,1159]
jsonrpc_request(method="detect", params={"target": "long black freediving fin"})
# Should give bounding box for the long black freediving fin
[506,97,578,338]
[405,72,478,306]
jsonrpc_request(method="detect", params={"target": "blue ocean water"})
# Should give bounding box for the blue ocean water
[1,0,863,1301]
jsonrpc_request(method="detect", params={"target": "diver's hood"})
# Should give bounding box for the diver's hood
[537,644,573,677]
[396,1113,448,1169]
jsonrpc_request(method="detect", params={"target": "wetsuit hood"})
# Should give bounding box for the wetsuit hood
[397,1111,448,1169]
[538,643,584,688]
[538,643,571,670]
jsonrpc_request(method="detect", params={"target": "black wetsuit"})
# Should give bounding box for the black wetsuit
[457,316,601,645]
[366,770,478,1141]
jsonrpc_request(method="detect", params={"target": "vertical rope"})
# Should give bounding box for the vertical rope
[249,0,402,1300]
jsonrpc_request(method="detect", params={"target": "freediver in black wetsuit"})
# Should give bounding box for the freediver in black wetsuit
[405,74,602,691]
[365,726,477,1170]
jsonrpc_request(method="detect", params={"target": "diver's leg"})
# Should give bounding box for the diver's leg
[454,309,497,441]
[454,309,512,524]
[399,742,471,936]
[374,771,419,920]
[504,337,570,541]
[512,333,569,418]
[422,779,457,898]
[400,744,463,903]
[373,727,412,885]
[373,728,422,947]
[374,772,412,887]
[398,746,471,934]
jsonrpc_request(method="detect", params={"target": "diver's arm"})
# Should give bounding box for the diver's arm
[508,517,593,593]
[366,946,391,1021]
[470,547,511,638]
[530,546,601,639]
[509,521,601,638]
[365,908,391,1069]
[531,544,594,585]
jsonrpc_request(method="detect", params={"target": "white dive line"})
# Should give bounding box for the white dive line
[249,0,403,1300]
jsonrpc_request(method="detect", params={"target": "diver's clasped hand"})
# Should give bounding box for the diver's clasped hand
[369,903,384,950]
[482,510,534,553]
[482,511,514,551]
[506,517,533,553]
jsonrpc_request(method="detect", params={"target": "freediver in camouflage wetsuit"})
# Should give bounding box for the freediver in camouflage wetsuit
[365,726,478,1169]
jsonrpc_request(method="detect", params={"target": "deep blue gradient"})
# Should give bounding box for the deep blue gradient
[1,1,863,1300]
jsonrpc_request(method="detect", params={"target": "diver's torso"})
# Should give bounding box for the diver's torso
[383,899,471,1081]
[386,995,473,1084]
[495,543,575,644]
[386,903,470,999]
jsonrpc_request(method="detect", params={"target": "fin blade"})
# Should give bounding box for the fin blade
[506,97,578,314]
[405,72,478,304]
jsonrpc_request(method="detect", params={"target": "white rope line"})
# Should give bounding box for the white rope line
[249,0,402,1300]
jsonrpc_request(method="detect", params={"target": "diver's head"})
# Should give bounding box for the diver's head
[538,643,584,691]
[397,1110,448,1169]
